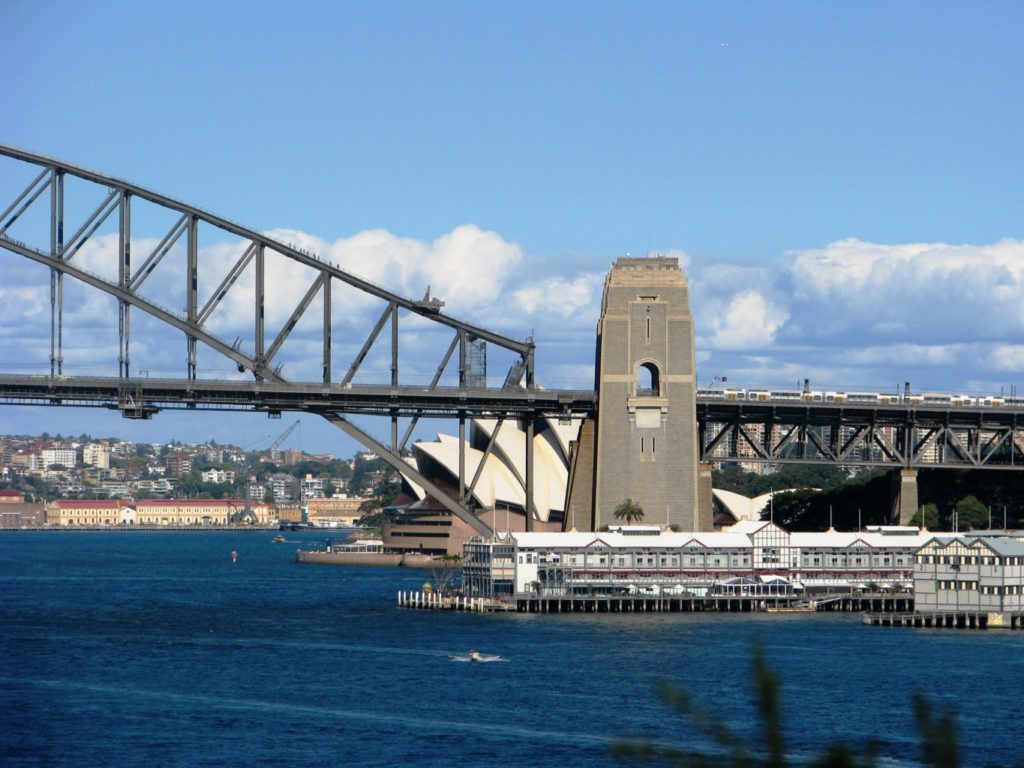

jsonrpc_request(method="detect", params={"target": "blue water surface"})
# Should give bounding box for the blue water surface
[2,531,1022,767]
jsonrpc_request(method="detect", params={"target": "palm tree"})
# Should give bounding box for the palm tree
[613,498,645,525]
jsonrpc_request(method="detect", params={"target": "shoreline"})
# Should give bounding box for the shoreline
[0,526,279,533]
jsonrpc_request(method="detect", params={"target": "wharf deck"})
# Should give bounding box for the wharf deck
[397,591,913,615]
[864,611,1024,629]
[513,594,913,614]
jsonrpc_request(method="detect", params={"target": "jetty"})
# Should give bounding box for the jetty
[863,611,1024,630]
[398,592,913,615]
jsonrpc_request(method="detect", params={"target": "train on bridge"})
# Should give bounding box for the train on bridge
[696,387,1015,409]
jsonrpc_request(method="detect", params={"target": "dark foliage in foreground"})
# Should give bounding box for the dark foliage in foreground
[611,644,1019,768]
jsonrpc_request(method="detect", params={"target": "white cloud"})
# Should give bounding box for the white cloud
[843,343,962,367]
[512,273,603,319]
[706,290,789,350]
[6,229,1024,396]
[0,285,47,320]
[293,223,523,316]
[989,345,1024,372]
[784,237,1024,343]
[683,237,1024,393]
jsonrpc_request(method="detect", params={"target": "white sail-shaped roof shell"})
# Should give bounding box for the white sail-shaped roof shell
[541,417,582,465]
[471,418,568,521]
[402,455,425,500]
[402,417,577,523]
[412,434,524,511]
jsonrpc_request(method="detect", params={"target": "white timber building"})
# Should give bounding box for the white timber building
[913,532,1024,622]
[461,520,929,598]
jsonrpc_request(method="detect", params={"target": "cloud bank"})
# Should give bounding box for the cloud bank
[2,229,1023,395]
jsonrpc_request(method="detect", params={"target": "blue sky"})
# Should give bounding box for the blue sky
[2,1,1024,456]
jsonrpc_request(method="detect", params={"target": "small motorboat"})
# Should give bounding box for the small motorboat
[273,534,287,543]
[450,649,502,663]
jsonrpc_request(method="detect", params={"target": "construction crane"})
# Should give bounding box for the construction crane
[267,419,301,458]
[236,418,301,524]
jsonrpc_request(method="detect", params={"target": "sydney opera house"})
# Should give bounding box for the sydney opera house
[383,416,582,555]
[382,415,767,556]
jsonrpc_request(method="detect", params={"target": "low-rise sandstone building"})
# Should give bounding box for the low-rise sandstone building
[48,498,273,527]
[305,496,367,527]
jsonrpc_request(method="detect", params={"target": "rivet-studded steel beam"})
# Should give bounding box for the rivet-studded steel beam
[697,401,1024,469]
[0,144,593,537]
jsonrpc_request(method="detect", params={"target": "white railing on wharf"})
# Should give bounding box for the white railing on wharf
[397,590,496,612]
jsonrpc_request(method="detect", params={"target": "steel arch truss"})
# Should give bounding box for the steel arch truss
[0,145,533,386]
[0,145,581,535]
[698,404,1024,470]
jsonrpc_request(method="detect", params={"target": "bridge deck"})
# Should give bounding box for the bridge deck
[0,373,597,417]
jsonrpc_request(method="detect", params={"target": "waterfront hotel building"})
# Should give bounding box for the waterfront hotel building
[913,532,1024,622]
[462,520,929,598]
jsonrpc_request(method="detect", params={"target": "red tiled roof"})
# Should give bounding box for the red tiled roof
[57,499,128,509]
[134,498,269,507]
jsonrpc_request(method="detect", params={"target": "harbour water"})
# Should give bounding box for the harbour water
[2,531,1023,767]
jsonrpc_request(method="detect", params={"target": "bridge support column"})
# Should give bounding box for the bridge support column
[697,461,714,530]
[894,468,919,526]
[577,256,703,531]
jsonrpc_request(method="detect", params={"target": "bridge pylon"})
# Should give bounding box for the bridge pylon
[565,256,710,532]
[894,468,919,526]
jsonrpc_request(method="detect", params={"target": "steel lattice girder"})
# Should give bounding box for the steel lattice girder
[0,145,572,536]
[0,144,534,387]
[697,403,1024,469]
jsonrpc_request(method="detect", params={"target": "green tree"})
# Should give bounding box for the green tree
[953,495,988,531]
[613,498,645,525]
[430,554,462,595]
[910,503,940,529]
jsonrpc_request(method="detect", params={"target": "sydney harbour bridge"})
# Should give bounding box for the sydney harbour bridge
[2,145,1024,534]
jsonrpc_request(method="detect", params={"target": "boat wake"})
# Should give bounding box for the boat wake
[449,653,506,663]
